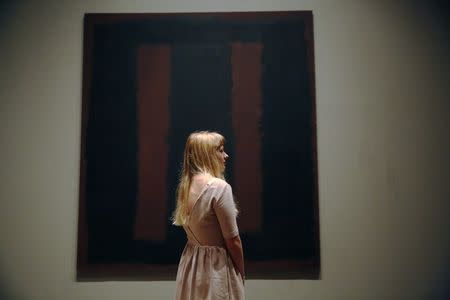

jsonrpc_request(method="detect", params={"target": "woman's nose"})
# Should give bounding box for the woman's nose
[224,152,229,159]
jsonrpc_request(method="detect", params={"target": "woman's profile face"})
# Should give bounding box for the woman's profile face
[217,145,229,170]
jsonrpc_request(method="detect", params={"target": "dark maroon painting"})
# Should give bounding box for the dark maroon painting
[77,12,319,280]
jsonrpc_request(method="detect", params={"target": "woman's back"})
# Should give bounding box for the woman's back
[184,174,239,247]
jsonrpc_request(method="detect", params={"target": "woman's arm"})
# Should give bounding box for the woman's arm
[225,234,245,282]
[214,183,245,283]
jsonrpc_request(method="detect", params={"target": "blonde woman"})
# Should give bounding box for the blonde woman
[173,131,245,300]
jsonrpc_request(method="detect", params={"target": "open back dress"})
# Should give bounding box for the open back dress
[174,177,245,300]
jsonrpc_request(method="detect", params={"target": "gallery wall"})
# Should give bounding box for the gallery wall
[0,0,449,299]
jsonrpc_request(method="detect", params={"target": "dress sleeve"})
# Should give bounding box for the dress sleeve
[213,183,239,239]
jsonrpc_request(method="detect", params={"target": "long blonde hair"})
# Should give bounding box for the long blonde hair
[172,131,226,226]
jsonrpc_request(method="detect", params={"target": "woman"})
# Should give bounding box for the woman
[173,131,245,300]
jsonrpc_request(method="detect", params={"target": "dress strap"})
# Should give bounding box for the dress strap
[185,177,216,246]
[185,225,202,246]
[186,177,216,223]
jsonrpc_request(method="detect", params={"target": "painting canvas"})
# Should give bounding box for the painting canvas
[77,11,319,280]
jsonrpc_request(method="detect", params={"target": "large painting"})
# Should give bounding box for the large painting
[77,11,319,280]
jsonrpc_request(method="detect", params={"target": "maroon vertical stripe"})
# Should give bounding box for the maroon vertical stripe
[134,45,171,241]
[231,42,263,233]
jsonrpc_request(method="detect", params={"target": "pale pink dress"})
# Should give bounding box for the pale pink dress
[175,178,245,300]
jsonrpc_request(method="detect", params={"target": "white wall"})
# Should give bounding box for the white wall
[1,1,449,299]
